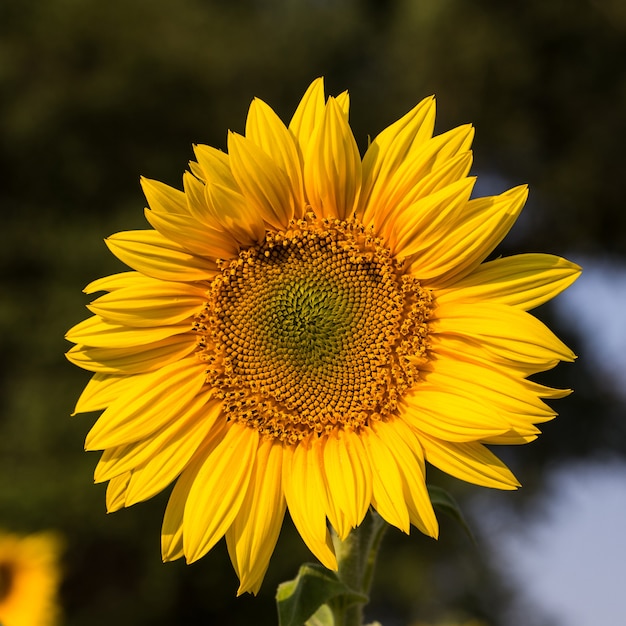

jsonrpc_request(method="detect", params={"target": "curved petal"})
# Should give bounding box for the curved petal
[401,389,513,442]
[431,301,576,366]
[246,97,305,216]
[106,472,131,513]
[192,144,237,189]
[72,372,150,415]
[389,176,476,258]
[364,124,474,236]
[228,132,296,229]
[141,177,188,215]
[124,408,226,507]
[85,356,206,450]
[93,389,219,483]
[87,282,206,327]
[435,254,582,311]
[226,437,286,595]
[428,332,554,376]
[84,270,206,295]
[289,77,326,164]
[182,168,233,229]
[405,185,528,286]
[322,428,372,539]
[419,434,520,490]
[375,419,438,538]
[144,207,239,260]
[106,230,219,282]
[282,437,337,570]
[304,97,362,220]
[361,426,410,533]
[335,90,350,116]
[422,355,557,420]
[66,315,190,349]
[358,96,436,224]
[206,182,267,245]
[65,334,196,374]
[162,439,222,561]
[183,422,259,563]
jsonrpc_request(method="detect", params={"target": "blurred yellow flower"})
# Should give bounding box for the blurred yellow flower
[66,78,579,594]
[0,531,62,626]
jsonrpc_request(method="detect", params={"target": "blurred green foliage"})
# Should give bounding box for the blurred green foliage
[1,0,625,624]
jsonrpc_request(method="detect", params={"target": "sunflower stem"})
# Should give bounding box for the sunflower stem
[360,511,388,597]
[328,512,388,626]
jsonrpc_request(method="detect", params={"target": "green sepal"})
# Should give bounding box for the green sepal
[427,484,475,543]
[277,563,368,626]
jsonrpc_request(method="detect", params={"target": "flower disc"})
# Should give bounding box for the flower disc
[197,216,432,443]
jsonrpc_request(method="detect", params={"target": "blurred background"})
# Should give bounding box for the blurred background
[1,0,625,624]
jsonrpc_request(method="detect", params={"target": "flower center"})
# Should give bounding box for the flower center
[195,216,433,443]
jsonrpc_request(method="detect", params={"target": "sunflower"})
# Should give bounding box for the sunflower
[0,531,62,626]
[66,78,579,594]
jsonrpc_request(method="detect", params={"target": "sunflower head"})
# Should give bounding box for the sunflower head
[0,531,63,626]
[66,78,580,594]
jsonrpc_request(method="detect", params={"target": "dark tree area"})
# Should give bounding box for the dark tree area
[1,0,624,624]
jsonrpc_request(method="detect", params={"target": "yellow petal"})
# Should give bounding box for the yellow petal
[401,390,511,442]
[228,132,296,229]
[390,176,476,257]
[289,77,326,163]
[378,151,473,239]
[226,437,286,595]
[246,97,305,216]
[141,177,188,215]
[282,437,337,570]
[375,419,438,538]
[72,372,149,415]
[162,444,216,561]
[188,159,204,182]
[322,428,372,539]
[192,144,237,189]
[85,356,206,450]
[428,333,558,377]
[422,356,556,420]
[93,389,219,483]
[87,281,206,327]
[406,185,528,285]
[432,301,576,366]
[106,230,219,282]
[124,409,227,507]
[361,427,410,533]
[366,124,474,235]
[183,422,259,563]
[304,97,362,220]
[106,472,131,513]
[66,315,189,349]
[359,96,436,224]
[83,271,149,294]
[205,182,267,245]
[144,206,238,260]
[182,168,235,230]
[65,334,196,374]
[335,90,350,116]
[419,434,520,490]
[436,254,582,311]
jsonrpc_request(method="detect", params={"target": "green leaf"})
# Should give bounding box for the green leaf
[305,604,335,626]
[427,484,475,543]
[277,563,367,626]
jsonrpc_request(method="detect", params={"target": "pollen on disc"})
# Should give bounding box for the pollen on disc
[194,216,434,443]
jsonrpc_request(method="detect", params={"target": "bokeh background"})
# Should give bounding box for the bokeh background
[1,0,625,624]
